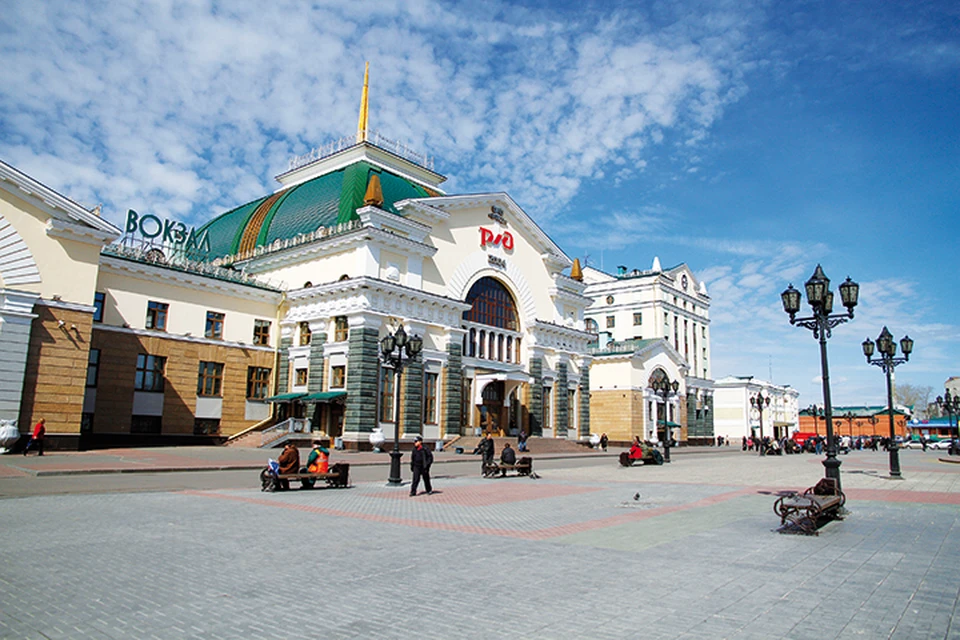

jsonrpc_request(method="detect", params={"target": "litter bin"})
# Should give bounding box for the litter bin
[334,437,344,450]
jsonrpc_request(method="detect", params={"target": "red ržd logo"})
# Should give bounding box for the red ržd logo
[480,228,513,250]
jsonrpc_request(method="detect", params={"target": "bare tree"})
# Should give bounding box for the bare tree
[894,383,933,419]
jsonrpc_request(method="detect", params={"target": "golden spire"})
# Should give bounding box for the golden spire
[363,173,383,207]
[357,61,369,143]
[570,258,583,281]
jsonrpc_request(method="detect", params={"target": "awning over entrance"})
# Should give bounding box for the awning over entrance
[262,392,307,403]
[301,391,347,403]
[657,420,682,428]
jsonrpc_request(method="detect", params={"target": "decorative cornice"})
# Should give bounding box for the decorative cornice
[0,159,122,237]
[46,217,120,247]
[286,276,470,330]
[34,298,95,314]
[99,254,283,303]
[94,323,275,352]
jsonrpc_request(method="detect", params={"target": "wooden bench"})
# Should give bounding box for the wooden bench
[482,457,533,478]
[260,462,350,492]
[773,477,845,535]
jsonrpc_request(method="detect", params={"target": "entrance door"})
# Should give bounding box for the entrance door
[480,381,504,436]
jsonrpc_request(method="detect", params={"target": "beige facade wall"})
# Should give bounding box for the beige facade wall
[0,192,102,305]
[96,269,278,345]
[259,251,359,291]
[19,305,92,440]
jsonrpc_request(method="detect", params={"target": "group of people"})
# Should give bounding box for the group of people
[475,433,519,469]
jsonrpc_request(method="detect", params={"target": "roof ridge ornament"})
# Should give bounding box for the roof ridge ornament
[357,61,369,143]
[363,172,384,207]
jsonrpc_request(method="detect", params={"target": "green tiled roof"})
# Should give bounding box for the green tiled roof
[196,160,433,261]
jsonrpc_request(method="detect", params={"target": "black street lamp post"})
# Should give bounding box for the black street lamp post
[782,265,859,493]
[935,390,960,455]
[862,326,913,478]
[651,374,680,463]
[807,404,824,436]
[379,325,423,486]
[750,391,770,456]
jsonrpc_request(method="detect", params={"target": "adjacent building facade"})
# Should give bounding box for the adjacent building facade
[712,376,799,442]
[583,259,715,445]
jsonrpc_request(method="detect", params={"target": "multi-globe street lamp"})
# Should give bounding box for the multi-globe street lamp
[862,326,913,478]
[379,325,423,486]
[651,374,680,463]
[750,391,770,456]
[782,265,859,493]
[935,390,960,454]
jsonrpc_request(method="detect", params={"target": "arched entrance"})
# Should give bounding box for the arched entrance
[479,380,505,436]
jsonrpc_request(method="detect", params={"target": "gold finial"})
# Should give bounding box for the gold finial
[363,173,383,207]
[570,258,583,281]
[357,61,369,143]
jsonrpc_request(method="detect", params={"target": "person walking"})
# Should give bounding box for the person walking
[478,433,495,473]
[599,433,608,452]
[23,418,45,456]
[410,436,434,496]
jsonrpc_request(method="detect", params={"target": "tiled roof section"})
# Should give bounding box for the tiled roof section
[239,189,288,255]
[262,170,345,247]
[199,196,269,257]
[195,160,436,261]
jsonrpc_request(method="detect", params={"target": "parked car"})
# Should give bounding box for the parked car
[902,440,927,450]
[929,439,953,450]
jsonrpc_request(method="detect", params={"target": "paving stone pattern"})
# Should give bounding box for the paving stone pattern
[0,450,958,639]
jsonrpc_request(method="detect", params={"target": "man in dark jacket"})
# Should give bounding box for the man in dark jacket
[479,434,495,472]
[500,442,517,465]
[409,436,434,496]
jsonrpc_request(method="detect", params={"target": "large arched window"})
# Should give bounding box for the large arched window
[463,277,519,331]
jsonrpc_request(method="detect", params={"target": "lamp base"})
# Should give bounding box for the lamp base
[387,450,403,486]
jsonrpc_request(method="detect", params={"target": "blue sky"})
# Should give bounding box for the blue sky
[1,0,957,408]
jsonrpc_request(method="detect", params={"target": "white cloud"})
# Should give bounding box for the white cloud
[0,0,757,230]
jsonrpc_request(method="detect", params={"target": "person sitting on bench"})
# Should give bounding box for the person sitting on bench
[277,442,300,490]
[629,436,645,460]
[306,439,329,474]
[500,442,517,468]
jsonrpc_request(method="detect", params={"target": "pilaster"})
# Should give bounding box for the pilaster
[442,341,463,436]
[556,361,568,438]
[529,355,543,436]
[344,325,380,436]
[401,358,423,437]
[579,363,591,438]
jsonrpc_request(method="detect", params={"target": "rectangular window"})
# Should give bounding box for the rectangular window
[93,292,105,323]
[205,311,224,339]
[380,366,395,423]
[542,386,552,428]
[295,368,308,386]
[334,316,349,342]
[86,348,100,388]
[135,354,166,392]
[330,365,346,389]
[299,321,311,346]
[194,418,221,436]
[197,361,224,397]
[253,320,271,346]
[146,301,168,331]
[633,312,642,325]
[423,372,438,425]
[131,415,162,434]
[247,366,271,399]
[606,316,615,328]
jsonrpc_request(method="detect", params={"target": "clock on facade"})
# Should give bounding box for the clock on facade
[606,295,614,304]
